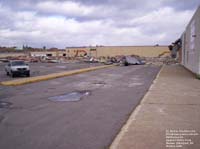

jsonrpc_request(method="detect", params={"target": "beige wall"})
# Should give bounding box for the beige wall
[66,46,169,58]
[0,46,169,59]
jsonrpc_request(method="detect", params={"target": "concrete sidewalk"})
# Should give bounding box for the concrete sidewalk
[110,65,200,149]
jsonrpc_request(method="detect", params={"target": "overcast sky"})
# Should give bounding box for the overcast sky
[0,0,199,48]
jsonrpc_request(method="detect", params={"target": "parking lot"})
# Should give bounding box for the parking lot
[0,65,160,149]
[0,62,102,82]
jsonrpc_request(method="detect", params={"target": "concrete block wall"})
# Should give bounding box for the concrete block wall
[181,6,200,75]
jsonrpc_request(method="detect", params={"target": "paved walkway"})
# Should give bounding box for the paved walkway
[110,65,200,149]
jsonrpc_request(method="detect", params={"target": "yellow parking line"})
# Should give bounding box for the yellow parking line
[1,65,114,86]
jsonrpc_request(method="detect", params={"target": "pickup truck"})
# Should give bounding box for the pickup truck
[5,60,30,77]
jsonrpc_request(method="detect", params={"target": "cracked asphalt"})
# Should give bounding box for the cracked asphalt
[0,64,160,149]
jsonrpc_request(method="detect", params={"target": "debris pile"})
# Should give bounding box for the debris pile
[144,56,178,65]
[0,56,39,63]
[0,56,80,63]
[0,51,178,66]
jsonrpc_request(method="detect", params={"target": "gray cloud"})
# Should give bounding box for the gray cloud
[0,0,199,48]
[162,0,200,11]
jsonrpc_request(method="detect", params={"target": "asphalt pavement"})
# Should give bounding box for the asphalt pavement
[0,62,102,82]
[0,65,160,149]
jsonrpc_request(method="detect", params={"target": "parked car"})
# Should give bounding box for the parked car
[5,60,30,77]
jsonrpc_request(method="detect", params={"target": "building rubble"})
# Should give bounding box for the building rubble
[0,49,178,66]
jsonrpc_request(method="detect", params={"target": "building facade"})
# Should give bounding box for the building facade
[66,46,169,58]
[181,6,200,75]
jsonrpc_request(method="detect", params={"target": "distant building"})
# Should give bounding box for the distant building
[66,45,169,58]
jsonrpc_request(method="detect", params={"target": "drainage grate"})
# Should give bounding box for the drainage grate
[48,91,91,102]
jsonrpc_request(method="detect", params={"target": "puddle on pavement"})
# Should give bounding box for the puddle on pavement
[48,91,91,102]
[0,101,12,108]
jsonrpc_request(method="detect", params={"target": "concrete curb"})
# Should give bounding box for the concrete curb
[109,65,164,149]
[1,65,114,86]
[140,65,164,104]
